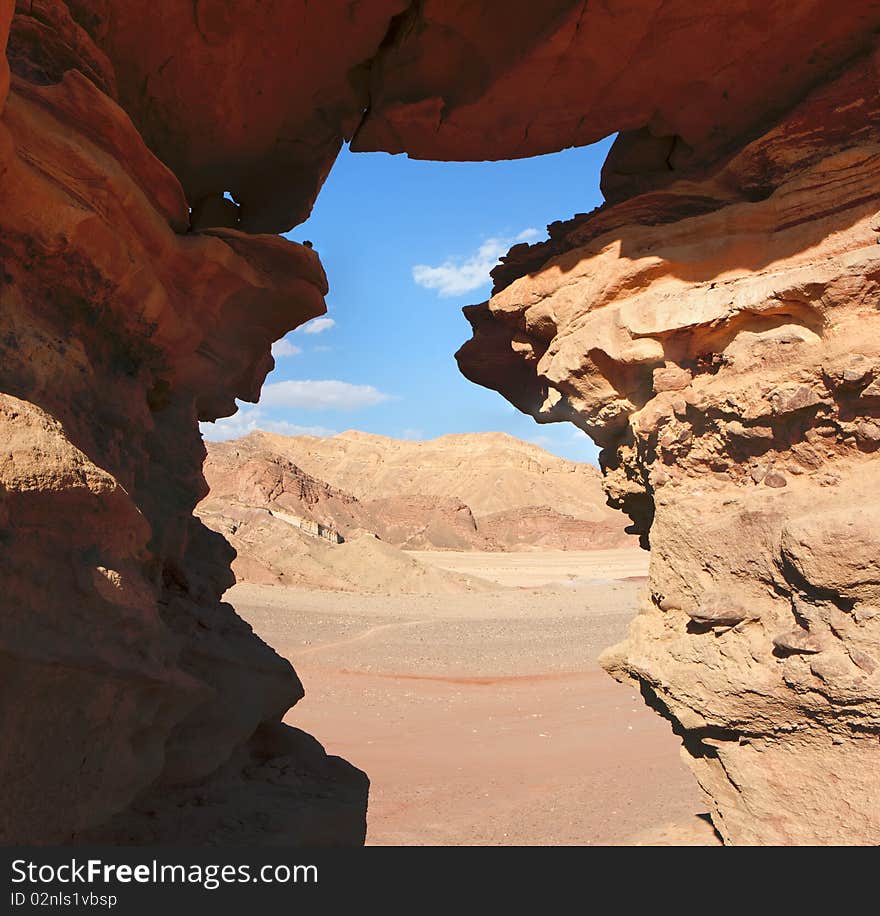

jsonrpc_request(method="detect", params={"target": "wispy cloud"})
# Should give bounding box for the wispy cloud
[412,228,542,298]
[200,405,337,442]
[271,338,302,358]
[297,316,336,335]
[261,379,392,410]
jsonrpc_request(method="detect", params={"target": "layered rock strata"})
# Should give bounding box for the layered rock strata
[195,432,629,587]
[0,2,366,843]
[6,0,880,845]
[61,1,880,232]
[458,48,880,844]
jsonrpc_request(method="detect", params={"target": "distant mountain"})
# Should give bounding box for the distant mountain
[196,430,632,589]
[243,429,618,520]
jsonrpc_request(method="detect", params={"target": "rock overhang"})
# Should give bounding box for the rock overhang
[4,0,880,846]
[57,0,880,231]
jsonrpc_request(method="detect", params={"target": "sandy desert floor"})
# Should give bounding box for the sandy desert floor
[231,548,719,846]
[409,546,651,587]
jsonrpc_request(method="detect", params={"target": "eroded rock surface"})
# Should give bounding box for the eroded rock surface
[0,2,366,844]
[62,1,880,232]
[458,48,880,844]
[5,0,880,845]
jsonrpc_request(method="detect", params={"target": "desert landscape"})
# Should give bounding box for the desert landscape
[4,2,880,849]
[232,567,718,846]
[196,430,714,845]
[197,430,630,585]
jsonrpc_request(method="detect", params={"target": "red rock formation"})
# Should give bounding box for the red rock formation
[63,0,411,232]
[355,0,880,172]
[53,2,880,232]
[0,1,365,844]
[6,0,880,845]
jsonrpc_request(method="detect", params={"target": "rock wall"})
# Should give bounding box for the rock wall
[5,0,880,844]
[458,47,880,844]
[0,2,366,844]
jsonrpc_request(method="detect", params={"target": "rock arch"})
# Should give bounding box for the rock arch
[2,0,879,844]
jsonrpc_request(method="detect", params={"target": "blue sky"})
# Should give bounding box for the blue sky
[201,137,614,464]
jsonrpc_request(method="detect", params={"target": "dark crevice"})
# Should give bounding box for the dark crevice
[348,0,423,149]
[776,550,857,612]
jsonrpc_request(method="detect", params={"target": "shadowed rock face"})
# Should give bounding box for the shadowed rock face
[0,2,366,844]
[62,0,880,231]
[4,0,880,844]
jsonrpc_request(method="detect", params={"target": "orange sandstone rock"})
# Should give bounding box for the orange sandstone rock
[458,48,880,844]
[5,0,880,846]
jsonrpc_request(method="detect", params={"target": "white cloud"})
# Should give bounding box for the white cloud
[261,379,392,410]
[200,405,337,441]
[400,427,424,440]
[271,338,302,358]
[516,228,541,242]
[298,316,336,335]
[412,227,543,298]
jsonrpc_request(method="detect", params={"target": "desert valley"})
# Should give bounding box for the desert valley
[197,430,716,844]
[5,1,880,853]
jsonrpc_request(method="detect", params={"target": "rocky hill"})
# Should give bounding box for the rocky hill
[197,430,630,587]
[259,429,613,519]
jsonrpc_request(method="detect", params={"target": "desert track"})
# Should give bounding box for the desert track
[232,548,717,846]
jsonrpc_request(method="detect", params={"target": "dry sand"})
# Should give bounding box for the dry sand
[408,547,650,588]
[230,547,718,846]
